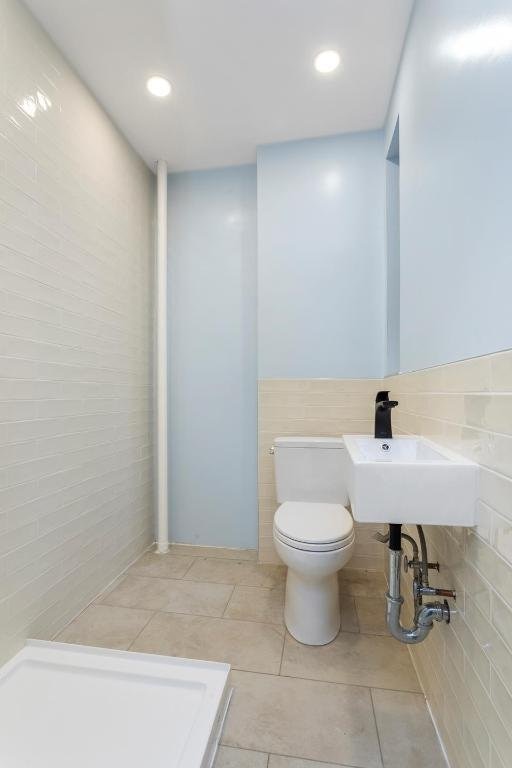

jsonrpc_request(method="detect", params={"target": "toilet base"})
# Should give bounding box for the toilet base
[284,569,340,646]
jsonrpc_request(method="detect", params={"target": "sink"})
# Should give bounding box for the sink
[343,435,477,526]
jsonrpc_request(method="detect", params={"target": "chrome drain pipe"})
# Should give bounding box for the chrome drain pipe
[385,524,452,645]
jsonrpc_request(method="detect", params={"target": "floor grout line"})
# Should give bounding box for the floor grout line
[277,626,287,675]
[126,609,158,651]
[221,585,237,618]
[98,597,389,636]
[227,667,423,696]
[266,749,375,768]
[369,688,386,768]
[99,606,287,628]
[181,557,199,578]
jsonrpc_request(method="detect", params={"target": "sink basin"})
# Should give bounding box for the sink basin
[343,435,477,526]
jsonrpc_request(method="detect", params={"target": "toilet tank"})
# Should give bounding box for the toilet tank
[273,436,348,505]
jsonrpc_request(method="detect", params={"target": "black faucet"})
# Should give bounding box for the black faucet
[374,391,398,439]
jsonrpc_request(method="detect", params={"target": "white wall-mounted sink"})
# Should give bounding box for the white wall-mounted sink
[343,435,477,527]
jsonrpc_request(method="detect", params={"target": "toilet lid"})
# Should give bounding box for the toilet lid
[274,501,353,545]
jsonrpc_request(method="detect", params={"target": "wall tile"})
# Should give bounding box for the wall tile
[258,379,382,565]
[0,0,154,664]
[391,350,512,768]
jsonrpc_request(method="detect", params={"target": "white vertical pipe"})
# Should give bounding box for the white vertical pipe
[156,159,169,553]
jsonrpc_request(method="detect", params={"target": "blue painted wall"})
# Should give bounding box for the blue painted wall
[386,118,400,376]
[257,132,386,379]
[167,166,258,548]
[386,0,512,371]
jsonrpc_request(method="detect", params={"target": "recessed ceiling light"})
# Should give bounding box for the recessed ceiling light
[146,75,172,98]
[314,49,341,74]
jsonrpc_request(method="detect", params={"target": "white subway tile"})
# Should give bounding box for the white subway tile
[0,0,153,662]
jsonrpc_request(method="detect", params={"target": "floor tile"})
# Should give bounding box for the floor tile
[100,575,179,610]
[131,612,285,673]
[215,746,268,768]
[355,596,389,635]
[268,756,351,768]
[185,558,286,588]
[339,568,387,597]
[168,544,258,561]
[372,689,447,767]
[128,551,194,579]
[281,631,420,692]
[224,585,284,625]
[164,580,235,616]
[222,670,382,767]
[55,604,153,650]
[340,594,359,633]
[100,575,233,616]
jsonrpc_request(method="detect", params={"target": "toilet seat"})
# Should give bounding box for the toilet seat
[274,501,354,552]
[273,526,355,552]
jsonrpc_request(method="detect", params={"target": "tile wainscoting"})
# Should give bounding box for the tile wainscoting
[259,353,512,768]
[258,379,384,566]
[388,351,512,768]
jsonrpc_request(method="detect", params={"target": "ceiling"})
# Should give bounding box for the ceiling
[24,0,413,172]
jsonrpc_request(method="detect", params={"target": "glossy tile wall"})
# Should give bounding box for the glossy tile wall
[258,379,384,565]
[388,351,512,768]
[0,0,155,663]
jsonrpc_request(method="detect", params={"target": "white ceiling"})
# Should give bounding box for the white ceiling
[24,0,413,172]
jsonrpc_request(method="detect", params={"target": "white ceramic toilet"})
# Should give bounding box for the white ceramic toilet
[272,436,354,645]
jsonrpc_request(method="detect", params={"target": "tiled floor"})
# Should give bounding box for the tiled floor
[55,547,447,768]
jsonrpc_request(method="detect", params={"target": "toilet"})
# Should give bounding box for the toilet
[272,436,354,645]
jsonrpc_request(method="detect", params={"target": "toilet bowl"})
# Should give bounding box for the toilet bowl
[273,501,354,645]
[271,437,355,646]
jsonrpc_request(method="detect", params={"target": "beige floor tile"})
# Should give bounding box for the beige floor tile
[128,552,194,579]
[372,689,447,767]
[100,575,179,610]
[55,604,153,650]
[355,596,389,635]
[164,580,235,616]
[281,631,420,692]
[224,585,284,625]
[215,746,268,768]
[268,756,351,768]
[338,568,387,597]
[131,612,285,673]
[222,670,382,767]
[185,558,286,588]
[340,594,359,633]
[101,575,232,616]
[169,544,258,561]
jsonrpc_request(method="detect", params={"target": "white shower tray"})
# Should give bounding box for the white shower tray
[0,640,231,768]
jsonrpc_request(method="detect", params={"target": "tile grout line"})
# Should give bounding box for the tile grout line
[267,749,375,768]
[369,688,385,768]
[277,672,422,696]
[126,609,158,651]
[277,627,287,675]
[99,604,285,628]
[181,557,200,578]
[221,585,237,618]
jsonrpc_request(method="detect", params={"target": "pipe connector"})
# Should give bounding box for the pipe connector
[386,543,452,644]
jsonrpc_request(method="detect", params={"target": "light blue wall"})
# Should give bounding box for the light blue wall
[386,0,512,371]
[167,165,257,548]
[386,119,400,376]
[257,132,386,379]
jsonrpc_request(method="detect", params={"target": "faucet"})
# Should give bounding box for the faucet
[374,390,398,439]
